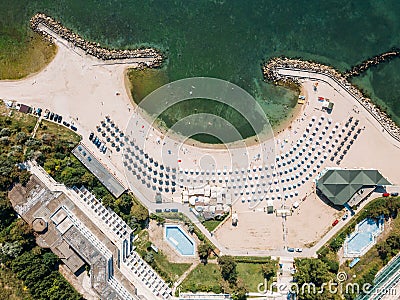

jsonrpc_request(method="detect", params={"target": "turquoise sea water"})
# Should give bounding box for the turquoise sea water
[2,0,400,141]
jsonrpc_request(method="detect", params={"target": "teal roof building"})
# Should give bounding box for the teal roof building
[316,169,391,206]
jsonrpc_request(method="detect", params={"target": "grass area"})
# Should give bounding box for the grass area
[179,264,223,294]
[202,220,221,232]
[134,230,191,283]
[0,267,32,300]
[35,120,81,145]
[0,32,56,80]
[202,213,229,232]
[179,260,277,294]
[236,263,264,292]
[0,105,37,132]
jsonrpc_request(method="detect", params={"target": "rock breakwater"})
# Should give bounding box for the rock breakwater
[30,13,163,68]
[344,48,400,78]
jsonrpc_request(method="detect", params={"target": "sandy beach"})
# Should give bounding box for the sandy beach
[0,26,399,256]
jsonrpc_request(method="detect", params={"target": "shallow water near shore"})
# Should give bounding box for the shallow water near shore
[2,0,400,142]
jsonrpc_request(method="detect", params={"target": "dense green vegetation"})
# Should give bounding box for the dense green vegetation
[293,258,341,300]
[0,265,32,300]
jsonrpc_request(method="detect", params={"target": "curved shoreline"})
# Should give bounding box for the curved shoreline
[30,13,164,67]
[262,57,400,142]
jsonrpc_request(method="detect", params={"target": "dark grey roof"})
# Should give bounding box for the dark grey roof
[317,169,391,205]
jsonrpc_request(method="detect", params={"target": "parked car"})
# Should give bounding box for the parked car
[171,208,178,213]
[54,114,59,121]
[295,248,303,252]
[57,115,62,123]
[332,219,339,227]
[49,112,54,120]
[62,121,70,127]
[70,125,77,131]
[391,192,399,197]
[44,111,50,119]
[155,209,162,213]
[164,208,171,213]
[87,156,92,162]
[287,247,295,252]
[382,193,390,197]
[89,132,94,141]
[342,214,348,221]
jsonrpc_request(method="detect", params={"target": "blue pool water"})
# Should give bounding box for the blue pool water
[165,225,195,256]
[346,218,382,256]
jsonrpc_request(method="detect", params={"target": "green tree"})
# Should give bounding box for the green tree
[218,255,237,284]
[130,202,149,228]
[197,242,211,262]
[231,278,247,300]
[293,258,334,300]
[261,257,278,281]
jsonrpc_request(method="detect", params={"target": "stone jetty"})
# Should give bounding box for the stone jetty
[30,13,163,68]
[262,57,400,142]
[344,48,400,78]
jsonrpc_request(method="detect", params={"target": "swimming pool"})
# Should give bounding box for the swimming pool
[344,218,384,257]
[165,225,195,256]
